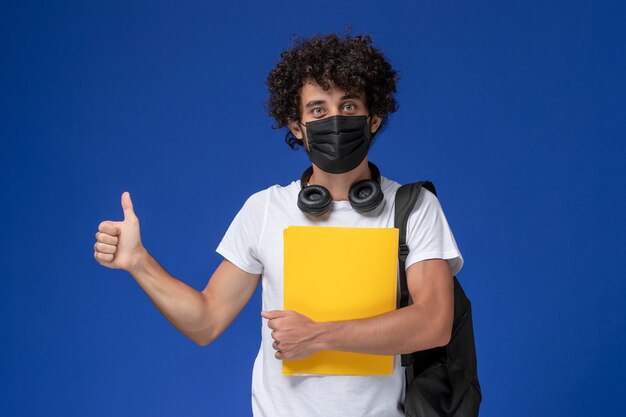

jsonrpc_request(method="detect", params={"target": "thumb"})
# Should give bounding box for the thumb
[261,310,285,319]
[121,191,138,222]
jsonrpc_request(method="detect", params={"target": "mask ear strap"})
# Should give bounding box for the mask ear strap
[366,113,380,140]
[297,120,309,150]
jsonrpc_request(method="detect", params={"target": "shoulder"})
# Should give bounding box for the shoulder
[416,186,441,209]
[385,178,445,228]
[381,177,441,207]
[241,180,300,209]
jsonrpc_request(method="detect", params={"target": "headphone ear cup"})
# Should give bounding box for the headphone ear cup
[298,185,332,216]
[348,179,384,213]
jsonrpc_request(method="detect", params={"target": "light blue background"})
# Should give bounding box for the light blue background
[2,1,625,416]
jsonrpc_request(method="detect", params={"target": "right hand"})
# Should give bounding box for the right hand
[94,191,146,272]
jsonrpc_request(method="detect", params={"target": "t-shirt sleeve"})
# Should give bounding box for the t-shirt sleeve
[215,191,267,275]
[404,187,464,276]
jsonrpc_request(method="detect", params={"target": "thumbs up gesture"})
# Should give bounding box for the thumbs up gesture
[94,191,146,272]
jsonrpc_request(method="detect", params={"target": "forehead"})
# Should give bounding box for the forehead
[299,80,365,104]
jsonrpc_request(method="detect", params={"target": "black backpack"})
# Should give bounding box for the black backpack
[394,181,482,417]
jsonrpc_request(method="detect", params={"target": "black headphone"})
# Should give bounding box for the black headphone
[297,162,384,216]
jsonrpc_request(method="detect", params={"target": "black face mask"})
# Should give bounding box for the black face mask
[301,115,372,174]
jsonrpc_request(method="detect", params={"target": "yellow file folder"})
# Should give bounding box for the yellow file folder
[283,226,399,376]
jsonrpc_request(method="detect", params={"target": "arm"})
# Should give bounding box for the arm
[94,191,260,347]
[263,258,453,359]
[130,252,260,346]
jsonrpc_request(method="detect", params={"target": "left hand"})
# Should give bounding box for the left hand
[261,310,324,360]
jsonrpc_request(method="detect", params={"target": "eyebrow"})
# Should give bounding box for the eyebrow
[304,93,364,109]
[305,100,326,109]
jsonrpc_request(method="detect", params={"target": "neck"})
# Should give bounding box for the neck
[308,158,372,201]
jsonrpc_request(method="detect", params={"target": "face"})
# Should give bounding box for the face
[288,80,383,149]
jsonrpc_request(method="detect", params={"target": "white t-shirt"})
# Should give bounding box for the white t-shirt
[216,176,464,417]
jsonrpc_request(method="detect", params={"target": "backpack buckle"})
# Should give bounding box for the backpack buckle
[399,244,410,260]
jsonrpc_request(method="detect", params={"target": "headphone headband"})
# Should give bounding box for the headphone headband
[300,162,381,188]
[297,162,384,216]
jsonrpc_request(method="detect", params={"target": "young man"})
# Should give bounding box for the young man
[93,34,463,417]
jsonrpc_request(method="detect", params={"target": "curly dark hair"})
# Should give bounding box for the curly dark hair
[265,34,399,149]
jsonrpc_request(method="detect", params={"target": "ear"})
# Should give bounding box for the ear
[369,115,383,134]
[288,119,304,140]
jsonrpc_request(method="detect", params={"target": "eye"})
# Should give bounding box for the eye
[343,103,356,111]
[312,107,325,116]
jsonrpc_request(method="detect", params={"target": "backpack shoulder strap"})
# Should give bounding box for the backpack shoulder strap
[394,181,436,309]
[395,181,436,367]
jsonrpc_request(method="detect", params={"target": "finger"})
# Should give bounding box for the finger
[275,351,283,360]
[267,320,278,330]
[94,251,114,263]
[272,341,280,351]
[98,221,120,236]
[94,242,117,254]
[95,232,118,245]
[121,191,138,222]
